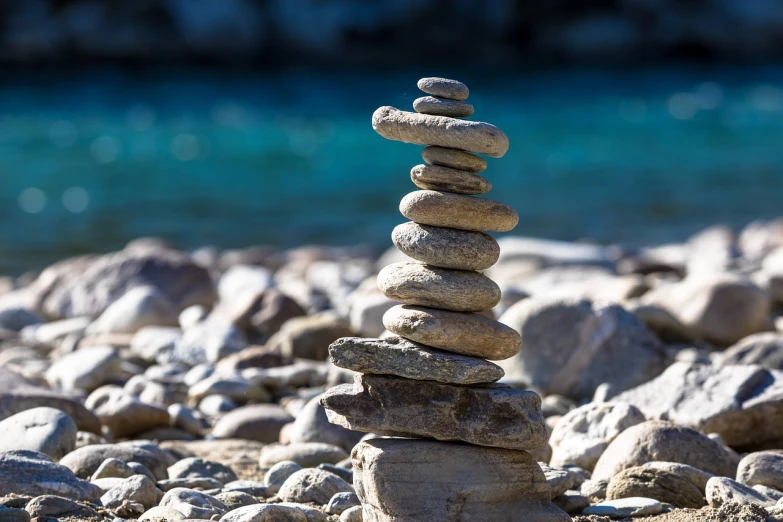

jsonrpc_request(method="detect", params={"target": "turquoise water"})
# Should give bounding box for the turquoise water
[1,66,783,275]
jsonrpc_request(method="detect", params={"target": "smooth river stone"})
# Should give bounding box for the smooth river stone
[377,261,501,312]
[321,374,547,450]
[383,305,521,360]
[400,190,518,232]
[392,221,499,270]
[417,77,470,101]
[372,107,509,158]
[422,146,487,172]
[328,336,504,384]
[353,439,570,522]
[413,96,474,118]
[410,164,490,195]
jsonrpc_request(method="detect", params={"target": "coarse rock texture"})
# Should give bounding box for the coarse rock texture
[399,190,518,232]
[614,362,783,450]
[0,450,101,501]
[413,96,474,118]
[326,492,361,515]
[352,438,570,522]
[736,451,783,490]
[416,78,470,100]
[372,107,509,158]
[28,248,216,319]
[391,221,499,270]
[264,461,302,493]
[606,466,707,508]
[100,474,160,510]
[220,504,308,522]
[383,305,519,359]
[258,442,348,469]
[591,421,738,481]
[422,145,486,172]
[0,407,77,460]
[167,457,238,485]
[641,273,770,345]
[498,297,669,400]
[720,332,783,370]
[211,404,293,443]
[59,443,169,480]
[277,468,354,505]
[642,461,715,493]
[0,368,101,433]
[705,476,778,508]
[159,487,228,519]
[328,336,505,384]
[409,163,489,194]
[377,261,501,312]
[139,506,187,521]
[549,401,646,471]
[321,374,547,450]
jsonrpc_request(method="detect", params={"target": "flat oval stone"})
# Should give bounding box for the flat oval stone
[392,221,499,270]
[377,261,500,312]
[422,146,487,172]
[400,190,518,232]
[383,305,521,360]
[417,77,469,101]
[328,336,504,384]
[413,96,474,118]
[410,164,491,195]
[372,107,509,158]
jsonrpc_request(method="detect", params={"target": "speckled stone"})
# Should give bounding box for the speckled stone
[400,190,518,232]
[383,305,520,360]
[392,221,499,270]
[417,77,470,101]
[413,96,474,118]
[321,374,547,450]
[372,107,509,158]
[410,164,490,195]
[422,146,487,172]
[377,261,501,312]
[328,336,504,384]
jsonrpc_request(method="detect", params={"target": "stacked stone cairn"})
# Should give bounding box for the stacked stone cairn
[320,78,569,521]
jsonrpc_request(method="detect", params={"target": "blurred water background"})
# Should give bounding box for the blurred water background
[2,66,783,275]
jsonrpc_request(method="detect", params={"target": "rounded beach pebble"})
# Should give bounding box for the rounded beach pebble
[400,190,518,232]
[392,221,499,270]
[410,164,490,195]
[422,146,486,172]
[413,96,474,118]
[417,77,469,101]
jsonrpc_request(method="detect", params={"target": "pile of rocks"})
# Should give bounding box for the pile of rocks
[321,78,569,521]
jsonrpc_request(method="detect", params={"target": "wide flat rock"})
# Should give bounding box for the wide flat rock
[392,221,499,271]
[352,438,569,522]
[614,362,783,450]
[383,304,520,360]
[377,261,501,312]
[400,190,518,233]
[321,374,547,450]
[422,146,486,172]
[328,336,504,384]
[373,106,509,158]
[413,96,474,118]
[410,163,490,194]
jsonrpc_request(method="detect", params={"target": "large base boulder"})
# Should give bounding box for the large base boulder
[352,439,569,522]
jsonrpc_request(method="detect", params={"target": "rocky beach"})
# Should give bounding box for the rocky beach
[2,77,783,521]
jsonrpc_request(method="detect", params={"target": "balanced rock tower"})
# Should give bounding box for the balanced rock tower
[321,78,569,522]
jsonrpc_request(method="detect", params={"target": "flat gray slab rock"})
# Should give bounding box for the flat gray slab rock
[614,361,783,450]
[328,336,504,384]
[422,145,486,172]
[353,438,569,522]
[321,374,547,450]
[410,163,490,194]
[392,221,499,271]
[400,190,518,232]
[0,449,101,502]
[413,96,474,118]
[582,497,663,517]
[416,77,470,100]
[373,107,508,157]
[383,304,520,360]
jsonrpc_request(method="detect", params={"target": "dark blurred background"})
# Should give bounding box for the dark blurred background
[1,0,783,275]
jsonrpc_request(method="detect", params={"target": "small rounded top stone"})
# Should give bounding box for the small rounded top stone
[417,78,469,101]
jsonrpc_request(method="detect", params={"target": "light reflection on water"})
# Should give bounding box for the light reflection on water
[0,66,783,274]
